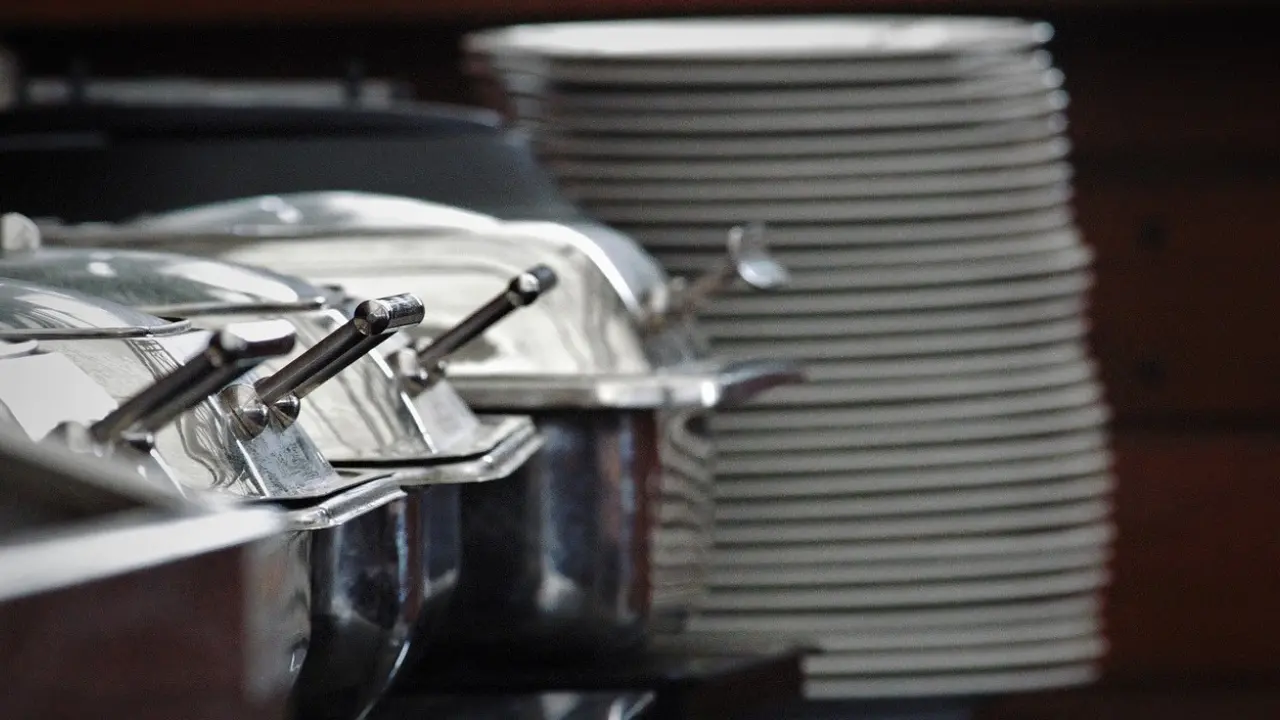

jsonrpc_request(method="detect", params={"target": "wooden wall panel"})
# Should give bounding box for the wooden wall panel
[978,685,1280,720]
[1105,430,1280,679]
[1077,174,1280,420]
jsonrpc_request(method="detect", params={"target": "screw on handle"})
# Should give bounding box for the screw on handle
[416,265,558,370]
[89,319,297,444]
[256,293,424,405]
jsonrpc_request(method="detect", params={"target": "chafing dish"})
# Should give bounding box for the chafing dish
[0,278,425,720]
[0,212,540,488]
[0,427,291,720]
[39,192,805,656]
[1,212,547,687]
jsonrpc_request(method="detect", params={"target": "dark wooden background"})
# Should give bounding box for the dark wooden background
[2,1,1279,716]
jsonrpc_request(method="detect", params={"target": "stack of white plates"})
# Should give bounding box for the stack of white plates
[467,16,1113,699]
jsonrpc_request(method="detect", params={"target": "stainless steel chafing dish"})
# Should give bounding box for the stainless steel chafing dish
[0,212,549,685]
[0,278,427,720]
[39,191,806,656]
[0,212,541,488]
[0,426,290,720]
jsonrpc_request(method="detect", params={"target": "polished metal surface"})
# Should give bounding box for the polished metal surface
[45,214,660,381]
[0,228,522,469]
[256,293,423,407]
[373,692,655,720]
[129,190,503,235]
[0,277,189,339]
[450,358,806,410]
[442,410,661,656]
[45,204,803,407]
[0,427,297,718]
[646,222,790,331]
[413,264,557,373]
[87,319,296,443]
[0,278,444,719]
[1,214,326,314]
[0,278,347,500]
[381,414,543,487]
[280,474,427,720]
[39,194,805,651]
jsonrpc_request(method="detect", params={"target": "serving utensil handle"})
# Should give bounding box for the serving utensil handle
[90,319,297,443]
[257,293,424,404]
[416,265,558,369]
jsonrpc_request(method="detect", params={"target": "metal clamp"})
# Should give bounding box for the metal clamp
[644,222,789,332]
[402,265,558,395]
[255,293,424,422]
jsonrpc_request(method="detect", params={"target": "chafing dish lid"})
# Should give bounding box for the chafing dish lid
[0,279,189,339]
[0,279,359,501]
[49,194,804,409]
[0,238,514,469]
[131,191,502,236]
[0,246,326,315]
[132,192,666,318]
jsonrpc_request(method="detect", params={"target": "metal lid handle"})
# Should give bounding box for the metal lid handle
[416,265,558,370]
[90,319,297,444]
[257,293,423,405]
[645,223,790,331]
[676,222,789,312]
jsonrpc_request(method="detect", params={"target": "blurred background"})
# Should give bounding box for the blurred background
[0,1,1277,718]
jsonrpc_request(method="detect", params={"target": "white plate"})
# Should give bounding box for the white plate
[715,450,1113,499]
[519,52,1049,88]
[686,231,1080,269]
[706,272,1090,314]
[712,498,1110,544]
[716,406,1108,454]
[715,475,1113,522]
[538,116,1066,158]
[701,567,1107,610]
[474,50,1046,96]
[790,343,1088,382]
[567,164,1071,203]
[587,184,1071,223]
[546,92,1066,135]
[468,17,1050,62]
[736,362,1094,408]
[550,70,1061,113]
[548,139,1070,181]
[805,664,1098,698]
[692,594,1098,634]
[807,637,1104,675]
[625,209,1072,247]
[687,246,1091,291]
[698,297,1086,338]
[713,317,1088,364]
[714,380,1102,432]
[719,432,1108,481]
[708,619,1102,655]
[708,544,1108,587]
[532,51,1053,87]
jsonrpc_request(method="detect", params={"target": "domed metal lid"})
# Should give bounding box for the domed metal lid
[42,194,805,409]
[0,277,190,340]
[131,191,502,236]
[1,213,325,316]
[0,278,356,501]
[5,215,533,471]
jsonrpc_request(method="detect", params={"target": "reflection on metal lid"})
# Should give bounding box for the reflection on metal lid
[0,279,183,338]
